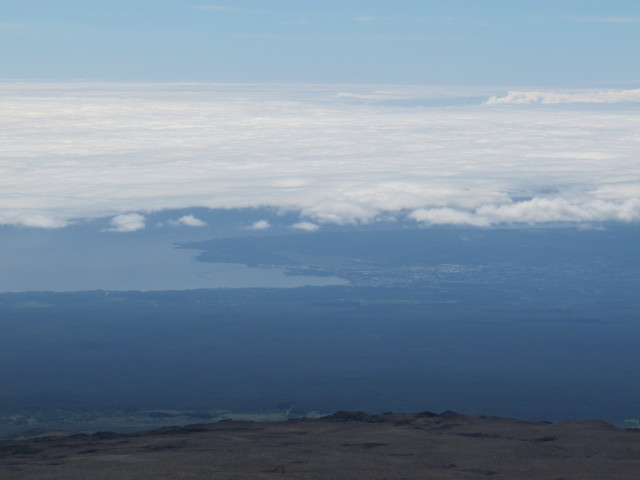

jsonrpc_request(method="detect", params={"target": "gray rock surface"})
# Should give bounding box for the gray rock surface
[1,411,639,479]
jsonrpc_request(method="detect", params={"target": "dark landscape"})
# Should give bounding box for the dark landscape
[3,222,638,479]
[2,411,640,479]
[4,2,640,478]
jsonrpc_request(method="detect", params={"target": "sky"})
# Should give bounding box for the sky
[2,0,640,85]
[1,0,639,235]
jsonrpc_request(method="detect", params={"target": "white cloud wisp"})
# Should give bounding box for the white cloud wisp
[291,221,320,232]
[486,88,640,105]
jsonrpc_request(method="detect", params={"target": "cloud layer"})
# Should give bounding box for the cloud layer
[1,83,639,228]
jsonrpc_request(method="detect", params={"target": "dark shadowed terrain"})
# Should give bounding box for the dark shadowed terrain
[1,411,639,479]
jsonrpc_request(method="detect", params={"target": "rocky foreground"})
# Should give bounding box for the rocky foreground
[1,411,639,479]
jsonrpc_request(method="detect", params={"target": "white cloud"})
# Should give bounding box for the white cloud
[249,219,271,230]
[0,213,69,229]
[486,88,640,105]
[410,208,491,227]
[337,86,492,102]
[160,214,206,227]
[1,83,639,229]
[355,16,375,23]
[291,221,320,232]
[337,92,381,100]
[176,214,206,227]
[105,213,146,232]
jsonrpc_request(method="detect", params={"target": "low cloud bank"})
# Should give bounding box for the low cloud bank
[411,198,640,227]
[1,83,638,229]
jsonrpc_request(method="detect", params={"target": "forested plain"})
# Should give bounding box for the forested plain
[1,225,639,437]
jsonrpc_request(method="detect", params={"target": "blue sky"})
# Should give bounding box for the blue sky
[3,0,640,85]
